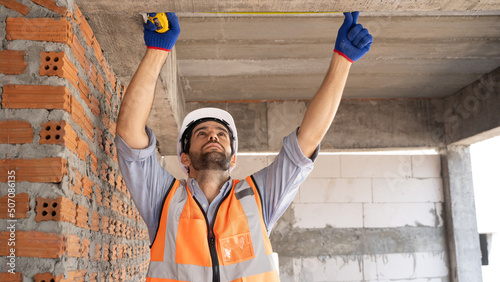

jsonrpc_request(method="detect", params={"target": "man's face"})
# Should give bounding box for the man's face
[182,121,235,172]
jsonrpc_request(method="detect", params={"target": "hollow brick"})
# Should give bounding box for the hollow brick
[91,39,105,67]
[101,59,116,90]
[93,243,102,261]
[71,95,94,140]
[121,223,127,238]
[0,193,29,218]
[118,200,124,216]
[76,10,95,47]
[72,3,83,25]
[90,210,99,231]
[78,76,91,105]
[109,218,116,235]
[103,243,110,261]
[120,267,126,281]
[75,204,89,229]
[6,17,72,44]
[111,244,117,260]
[115,220,122,236]
[0,157,67,183]
[95,185,102,206]
[82,176,93,199]
[81,238,90,259]
[71,168,83,195]
[110,195,119,212]
[67,270,86,282]
[0,120,33,144]
[108,169,115,187]
[0,0,30,15]
[36,196,76,223]
[0,50,27,74]
[66,234,81,257]
[76,137,90,161]
[96,127,104,151]
[103,190,111,208]
[100,162,108,181]
[101,216,109,234]
[2,84,71,111]
[0,271,22,281]
[33,272,63,282]
[0,231,64,258]
[89,151,98,175]
[87,63,99,90]
[120,202,127,216]
[109,120,117,138]
[88,94,101,117]
[104,135,113,158]
[40,120,78,154]
[106,90,112,110]
[88,272,98,282]
[115,174,123,192]
[31,0,68,16]
[40,51,79,89]
[96,71,105,94]
[71,35,90,70]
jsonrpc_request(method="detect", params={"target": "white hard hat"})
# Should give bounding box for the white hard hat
[177,108,238,175]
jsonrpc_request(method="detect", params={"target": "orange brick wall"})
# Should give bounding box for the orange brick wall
[0,1,148,280]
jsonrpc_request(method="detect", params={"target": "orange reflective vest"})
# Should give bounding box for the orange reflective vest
[146,176,280,282]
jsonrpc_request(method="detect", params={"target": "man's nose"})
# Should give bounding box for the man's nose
[208,131,218,141]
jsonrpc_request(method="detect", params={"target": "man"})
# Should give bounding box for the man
[115,12,372,282]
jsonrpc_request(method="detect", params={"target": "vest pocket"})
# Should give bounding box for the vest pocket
[219,232,255,265]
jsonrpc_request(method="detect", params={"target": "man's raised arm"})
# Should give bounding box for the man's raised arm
[116,13,180,149]
[297,12,373,157]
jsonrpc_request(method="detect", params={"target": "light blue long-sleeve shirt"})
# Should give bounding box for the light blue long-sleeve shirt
[115,126,318,244]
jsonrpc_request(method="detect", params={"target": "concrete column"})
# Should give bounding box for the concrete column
[441,145,482,282]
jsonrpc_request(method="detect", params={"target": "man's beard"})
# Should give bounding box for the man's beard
[189,141,232,171]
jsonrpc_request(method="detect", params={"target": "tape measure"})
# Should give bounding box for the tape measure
[147,13,169,33]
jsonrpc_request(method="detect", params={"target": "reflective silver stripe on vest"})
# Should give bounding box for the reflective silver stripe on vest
[147,180,203,280]
[218,180,278,281]
[163,180,186,262]
[148,260,212,280]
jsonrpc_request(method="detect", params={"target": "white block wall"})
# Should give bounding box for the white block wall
[293,155,444,230]
[162,153,448,282]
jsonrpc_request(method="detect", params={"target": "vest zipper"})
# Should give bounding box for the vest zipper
[193,197,220,282]
[209,189,232,282]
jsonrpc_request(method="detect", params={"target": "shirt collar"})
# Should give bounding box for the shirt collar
[187,176,233,199]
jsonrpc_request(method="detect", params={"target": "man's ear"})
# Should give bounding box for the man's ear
[180,153,191,167]
[230,154,237,168]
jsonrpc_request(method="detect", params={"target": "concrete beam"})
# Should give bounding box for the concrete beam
[441,146,482,282]
[444,67,500,145]
[270,226,447,257]
[176,15,500,42]
[186,98,445,153]
[76,0,500,13]
[180,71,489,101]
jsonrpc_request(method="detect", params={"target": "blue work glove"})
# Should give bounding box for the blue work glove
[143,12,180,52]
[334,11,373,62]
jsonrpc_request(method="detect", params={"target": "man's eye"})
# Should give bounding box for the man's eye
[218,132,227,137]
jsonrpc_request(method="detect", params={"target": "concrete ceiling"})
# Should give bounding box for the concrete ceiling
[76,0,500,153]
